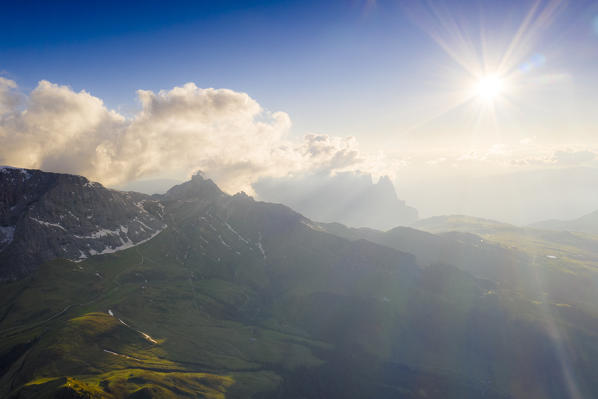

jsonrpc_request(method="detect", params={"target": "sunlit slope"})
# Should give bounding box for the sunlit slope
[0,179,597,398]
[410,215,598,309]
[319,222,528,285]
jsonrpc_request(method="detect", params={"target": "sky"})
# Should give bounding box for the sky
[2,0,598,224]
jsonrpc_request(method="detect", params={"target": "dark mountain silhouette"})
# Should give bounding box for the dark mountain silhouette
[252,172,418,230]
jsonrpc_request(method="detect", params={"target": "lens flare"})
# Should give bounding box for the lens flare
[400,0,566,138]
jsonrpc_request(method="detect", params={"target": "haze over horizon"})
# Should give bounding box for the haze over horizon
[2,0,598,224]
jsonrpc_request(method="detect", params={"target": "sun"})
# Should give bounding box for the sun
[474,75,505,101]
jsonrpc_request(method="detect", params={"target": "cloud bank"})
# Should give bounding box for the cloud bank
[0,79,381,193]
[1,77,596,200]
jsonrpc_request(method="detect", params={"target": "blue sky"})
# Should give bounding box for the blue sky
[4,1,598,147]
[0,2,431,145]
[3,0,597,147]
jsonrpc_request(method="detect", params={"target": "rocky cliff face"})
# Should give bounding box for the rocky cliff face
[253,172,418,230]
[0,166,166,280]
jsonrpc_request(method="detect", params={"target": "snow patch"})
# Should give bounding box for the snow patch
[84,225,167,257]
[218,234,231,248]
[72,250,88,263]
[199,217,219,232]
[0,166,31,180]
[133,217,153,231]
[134,200,150,214]
[74,227,121,239]
[224,221,250,244]
[30,217,66,231]
[257,233,266,259]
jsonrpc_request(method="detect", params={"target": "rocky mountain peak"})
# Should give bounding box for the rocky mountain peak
[253,172,419,230]
[0,167,166,280]
[165,173,225,202]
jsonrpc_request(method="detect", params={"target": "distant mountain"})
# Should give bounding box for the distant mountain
[399,167,598,225]
[1,169,598,398]
[253,172,418,230]
[411,214,518,235]
[531,210,598,235]
[408,214,598,309]
[318,221,528,288]
[0,166,166,280]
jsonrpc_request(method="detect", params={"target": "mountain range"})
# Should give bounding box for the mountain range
[0,166,165,280]
[531,210,598,235]
[253,172,418,230]
[1,167,598,398]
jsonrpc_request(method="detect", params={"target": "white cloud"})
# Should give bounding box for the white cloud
[4,79,592,196]
[0,80,381,193]
[0,80,126,178]
[301,134,361,171]
[0,77,20,114]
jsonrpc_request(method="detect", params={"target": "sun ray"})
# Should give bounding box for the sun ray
[402,1,483,77]
[402,89,476,135]
[497,0,565,75]
[401,0,569,144]
[497,0,543,75]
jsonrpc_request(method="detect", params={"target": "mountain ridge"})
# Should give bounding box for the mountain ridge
[530,210,598,235]
[253,172,418,230]
[0,166,166,280]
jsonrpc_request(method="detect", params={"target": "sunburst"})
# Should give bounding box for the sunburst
[402,0,566,135]
[473,75,505,102]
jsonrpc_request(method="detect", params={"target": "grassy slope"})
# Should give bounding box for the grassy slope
[0,230,310,398]
[1,198,598,398]
[412,215,598,310]
[320,216,598,397]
